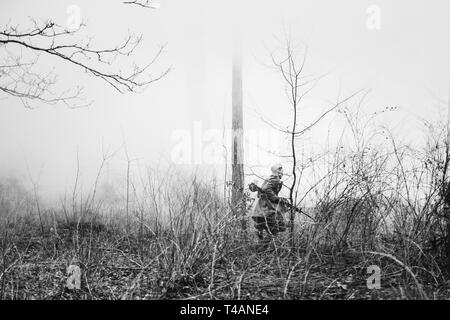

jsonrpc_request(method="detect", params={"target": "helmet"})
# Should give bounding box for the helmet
[271,164,283,176]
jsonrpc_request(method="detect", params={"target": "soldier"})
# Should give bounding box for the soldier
[250,164,289,241]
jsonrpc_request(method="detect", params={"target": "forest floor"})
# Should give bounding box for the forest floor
[1,219,450,300]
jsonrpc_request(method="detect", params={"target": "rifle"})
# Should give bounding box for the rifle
[248,182,314,220]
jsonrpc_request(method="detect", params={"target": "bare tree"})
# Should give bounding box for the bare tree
[231,25,245,229]
[268,38,363,247]
[0,6,169,108]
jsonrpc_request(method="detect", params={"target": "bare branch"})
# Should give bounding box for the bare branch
[293,89,366,136]
[0,17,168,108]
[123,0,160,9]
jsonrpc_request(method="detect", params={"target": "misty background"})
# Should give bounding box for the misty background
[1,0,449,204]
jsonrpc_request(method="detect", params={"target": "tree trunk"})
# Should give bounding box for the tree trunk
[231,26,245,230]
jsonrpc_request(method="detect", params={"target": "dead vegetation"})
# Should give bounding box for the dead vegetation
[2,96,450,300]
[2,121,450,300]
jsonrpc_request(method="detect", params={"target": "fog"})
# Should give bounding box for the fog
[1,0,449,201]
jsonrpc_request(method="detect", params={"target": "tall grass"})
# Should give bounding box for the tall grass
[1,110,450,299]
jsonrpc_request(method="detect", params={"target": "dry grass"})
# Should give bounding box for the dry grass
[2,116,450,300]
[1,171,449,300]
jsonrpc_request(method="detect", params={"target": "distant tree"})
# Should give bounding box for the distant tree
[231,24,245,229]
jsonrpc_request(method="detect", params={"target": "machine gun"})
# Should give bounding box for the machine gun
[248,182,314,220]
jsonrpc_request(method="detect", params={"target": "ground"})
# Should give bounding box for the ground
[1,219,449,300]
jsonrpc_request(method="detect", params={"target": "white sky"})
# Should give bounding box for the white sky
[0,0,449,199]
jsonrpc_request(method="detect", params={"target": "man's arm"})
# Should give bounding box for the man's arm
[261,178,283,203]
[248,182,313,219]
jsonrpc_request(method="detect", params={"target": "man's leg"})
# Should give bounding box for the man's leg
[264,214,279,240]
[252,217,266,241]
[264,213,288,249]
[275,212,287,233]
